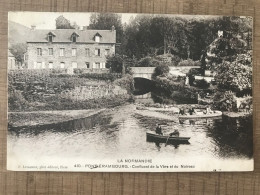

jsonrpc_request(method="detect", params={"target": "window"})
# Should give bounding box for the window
[72,62,77,68]
[72,35,77,42]
[95,48,101,56]
[72,48,77,56]
[95,36,100,42]
[85,62,90,68]
[105,49,110,56]
[49,62,53,69]
[37,48,42,56]
[37,62,42,69]
[48,48,53,55]
[60,48,65,56]
[48,34,53,42]
[85,48,90,57]
[60,62,65,69]
[94,62,100,69]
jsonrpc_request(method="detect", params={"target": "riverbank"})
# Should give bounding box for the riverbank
[9,109,106,128]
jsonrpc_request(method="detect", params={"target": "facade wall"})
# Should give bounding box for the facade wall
[27,42,115,69]
[8,56,16,69]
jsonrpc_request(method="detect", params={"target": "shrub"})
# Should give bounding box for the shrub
[194,79,210,89]
[178,59,201,67]
[152,63,170,79]
[137,57,160,67]
[79,73,121,81]
[212,91,237,112]
[113,74,135,93]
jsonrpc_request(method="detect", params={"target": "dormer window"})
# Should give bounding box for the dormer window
[47,32,56,42]
[94,33,102,43]
[95,36,100,42]
[71,32,79,43]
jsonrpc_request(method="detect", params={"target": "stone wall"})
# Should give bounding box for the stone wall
[27,42,115,69]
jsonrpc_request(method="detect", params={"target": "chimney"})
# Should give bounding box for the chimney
[111,25,115,31]
[31,25,36,30]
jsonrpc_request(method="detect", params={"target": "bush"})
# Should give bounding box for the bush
[79,73,121,81]
[152,63,170,79]
[8,86,30,111]
[212,91,237,112]
[137,57,160,67]
[178,59,201,67]
[113,74,135,93]
[194,79,210,89]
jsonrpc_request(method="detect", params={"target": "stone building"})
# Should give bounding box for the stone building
[8,50,16,69]
[26,26,116,70]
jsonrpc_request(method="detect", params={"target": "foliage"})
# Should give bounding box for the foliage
[187,68,201,86]
[194,79,210,89]
[212,91,237,111]
[178,59,201,66]
[106,54,123,73]
[137,57,160,67]
[106,54,133,74]
[152,63,170,79]
[113,74,135,93]
[214,59,252,96]
[8,70,130,111]
[55,15,75,29]
[8,85,30,111]
[152,76,201,103]
[9,43,27,67]
[122,15,252,62]
[79,73,121,81]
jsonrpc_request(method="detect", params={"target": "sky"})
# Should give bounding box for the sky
[8,12,137,29]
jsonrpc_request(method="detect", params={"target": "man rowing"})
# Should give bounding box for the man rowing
[155,124,163,135]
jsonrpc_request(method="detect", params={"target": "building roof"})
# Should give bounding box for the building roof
[27,29,116,44]
[8,50,14,57]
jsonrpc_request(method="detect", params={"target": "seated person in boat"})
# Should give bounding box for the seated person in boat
[170,129,179,137]
[179,108,185,115]
[156,124,163,135]
[204,106,213,114]
[188,107,196,115]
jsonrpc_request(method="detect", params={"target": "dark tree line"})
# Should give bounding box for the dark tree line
[54,14,252,65]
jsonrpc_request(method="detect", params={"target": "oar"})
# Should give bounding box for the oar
[165,135,171,146]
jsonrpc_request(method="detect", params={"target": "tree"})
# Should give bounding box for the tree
[106,54,134,74]
[214,59,252,96]
[56,15,74,29]
[9,43,27,68]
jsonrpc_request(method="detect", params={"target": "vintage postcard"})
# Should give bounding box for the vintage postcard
[7,12,253,172]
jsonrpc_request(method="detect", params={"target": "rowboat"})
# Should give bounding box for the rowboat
[146,132,190,143]
[178,111,222,119]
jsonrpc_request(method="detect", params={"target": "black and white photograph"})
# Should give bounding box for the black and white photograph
[7,12,253,172]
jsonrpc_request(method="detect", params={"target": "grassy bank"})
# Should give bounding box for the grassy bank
[8,70,134,112]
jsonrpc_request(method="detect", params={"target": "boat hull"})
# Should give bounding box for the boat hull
[179,111,222,119]
[146,132,190,144]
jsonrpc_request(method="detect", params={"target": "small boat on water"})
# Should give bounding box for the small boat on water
[178,110,222,119]
[146,131,190,144]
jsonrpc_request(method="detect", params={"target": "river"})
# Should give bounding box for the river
[8,102,253,164]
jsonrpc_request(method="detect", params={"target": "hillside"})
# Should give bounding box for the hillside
[8,21,30,46]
